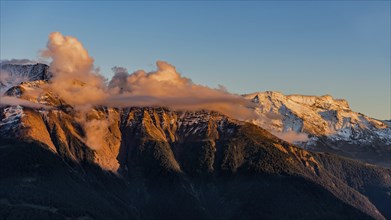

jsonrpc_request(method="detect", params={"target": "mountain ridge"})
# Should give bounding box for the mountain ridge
[1,63,390,219]
[1,104,390,219]
[1,63,390,168]
[244,91,391,168]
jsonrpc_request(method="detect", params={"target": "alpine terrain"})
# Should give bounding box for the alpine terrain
[244,91,391,168]
[0,64,390,220]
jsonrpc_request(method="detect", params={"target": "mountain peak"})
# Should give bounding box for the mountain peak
[245,91,350,111]
[287,94,350,111]
[0,63,52,94]
[0,63,51,79]
[243,91,391,168]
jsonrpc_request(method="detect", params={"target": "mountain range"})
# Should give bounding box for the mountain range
[244,91,391,168]
[0,63,390,220]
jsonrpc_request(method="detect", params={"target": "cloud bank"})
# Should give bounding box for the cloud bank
[25,32,256,149]
[106,61,255,120]
[1,32,311,149]
[0,96,52,109]
[39,32,255,120]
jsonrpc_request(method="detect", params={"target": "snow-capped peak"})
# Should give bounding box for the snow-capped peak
[245,91,350,111]
[0,63,51,95]
[244,91,390,147]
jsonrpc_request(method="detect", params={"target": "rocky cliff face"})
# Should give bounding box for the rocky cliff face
[244,91,391,168]
[1,64,391,219]
[0,86,390,219]
[0,63,51,94]
[2,64,390,168]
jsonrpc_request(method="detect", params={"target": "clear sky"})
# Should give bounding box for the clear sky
[1,1,390,119]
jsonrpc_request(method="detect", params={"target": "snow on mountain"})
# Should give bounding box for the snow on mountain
[0,63,51,95]
[0,106,24,136]
[244,91,390,142]
[0,64,390,168]
[0,76,240,171]
[243,91,391,167]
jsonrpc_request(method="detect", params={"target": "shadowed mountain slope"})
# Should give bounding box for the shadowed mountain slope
[0,64,390,219]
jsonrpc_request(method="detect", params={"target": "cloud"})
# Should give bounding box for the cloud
[41,32,108,107]
[37,32,255,120]
[0,96,52,109]
[0,69,11,82]
[80,117,109,150]
[108,66,129,92]
[1,32,258,149]
[272,131,309,143]
[106,61,256,120]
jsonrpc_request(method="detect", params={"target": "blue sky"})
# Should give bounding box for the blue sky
[1,1,390,119]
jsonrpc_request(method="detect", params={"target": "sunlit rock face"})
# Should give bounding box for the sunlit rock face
[1,65,391,220]
[2,102,391,219]
[244,91,391,168]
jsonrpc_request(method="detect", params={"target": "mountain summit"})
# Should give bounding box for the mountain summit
[0,63,52,94]
[244,91,391,168]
